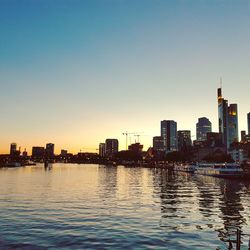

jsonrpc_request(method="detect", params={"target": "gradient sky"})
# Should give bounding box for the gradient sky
[0,0,250,154]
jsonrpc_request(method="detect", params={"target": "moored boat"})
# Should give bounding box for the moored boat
[174,163,196,173]
[195,162,243,178]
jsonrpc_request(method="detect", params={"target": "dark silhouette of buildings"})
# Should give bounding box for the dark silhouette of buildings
[32,146,45,160]
[196,117,212,141]
[153,136,164,152]
[161,120,177,152]
[128,142,143,153]
[45,143,55,158]
[10,143,17,156]
[105,139,119,158]
[178,130,192,152]
[61,149,68,156]
[206,132,223,147]
[99,143,106,157]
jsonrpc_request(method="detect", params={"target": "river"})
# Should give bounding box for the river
[0,164,250,249]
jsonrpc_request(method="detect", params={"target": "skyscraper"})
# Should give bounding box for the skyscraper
[10,143,17,156]
[248,112,250,135]
[161,120,177,151]
[46,143,55,158]
[228,104,238,145]
[218,87,239,149]
[178,130,192,151]
[218,87,229,148]
[196,117,212,141]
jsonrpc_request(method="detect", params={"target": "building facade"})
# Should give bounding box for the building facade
[105,139,119,157]
[153,136,164,152]
[99,143,106,157]
[218,87,239,149]
[32,146,45,159]
[46,143,55,158]
[10,143,17,156]
[218,87,229,148]
[196,117,212,141]
[228,104,239,146]
[161,120,177,151]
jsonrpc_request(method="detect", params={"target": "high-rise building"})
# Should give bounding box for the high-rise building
[46,143,55,158]
[161,120,177,151]
[153,136,164,152]
[178,130,192,151]
[10,143,17,156]
[32,146,45,158]
[105,139,119,157]
[218,87,239,149]
[218,87,229,148]
[228,104,238,145]
[196,117,212,141]
[248,112,250,135]
[99,143,106,157]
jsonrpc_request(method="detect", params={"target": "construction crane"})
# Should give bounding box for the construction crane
[122,131,144,150]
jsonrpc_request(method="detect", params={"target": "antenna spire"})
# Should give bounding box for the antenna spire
[220,77,222,89]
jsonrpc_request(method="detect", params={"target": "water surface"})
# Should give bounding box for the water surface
[0,164,250,249]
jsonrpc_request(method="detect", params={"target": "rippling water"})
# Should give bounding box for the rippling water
[0,164,250,249]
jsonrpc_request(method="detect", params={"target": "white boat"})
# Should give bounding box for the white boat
[174,163,196,173]
[195,162,243,178]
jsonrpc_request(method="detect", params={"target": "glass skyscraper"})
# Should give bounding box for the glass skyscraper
[228,104,238,145]
[218,87,229,148]
[217,87,238,149]
[160,120,177,151]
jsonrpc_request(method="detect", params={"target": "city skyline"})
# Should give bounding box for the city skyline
[1,1,250,154]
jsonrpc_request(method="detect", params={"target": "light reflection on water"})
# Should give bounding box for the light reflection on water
[0,164,250,249]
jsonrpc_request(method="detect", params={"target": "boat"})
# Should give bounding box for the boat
[195,162,244,178]
[174,163,196,173]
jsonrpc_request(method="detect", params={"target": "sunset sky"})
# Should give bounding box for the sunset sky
[0,0,250,154]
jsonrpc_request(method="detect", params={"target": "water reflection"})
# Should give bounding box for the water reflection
[0,164,249,249]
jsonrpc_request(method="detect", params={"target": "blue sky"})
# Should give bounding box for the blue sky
[0,0,250,153]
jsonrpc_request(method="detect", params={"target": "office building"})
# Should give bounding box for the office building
[105,139,119,157]
[99,143,106,157]
[196,117,212,141]
[46,143,55,157]
[161,120,177,151]
[128,143,143,153]
[32,146,45,158]
[178,130,192,151]
[218,87,229,148]
[218,87,239,149]
[10,143,17,156]
[153,136,164,152]
[228,104,239,146]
